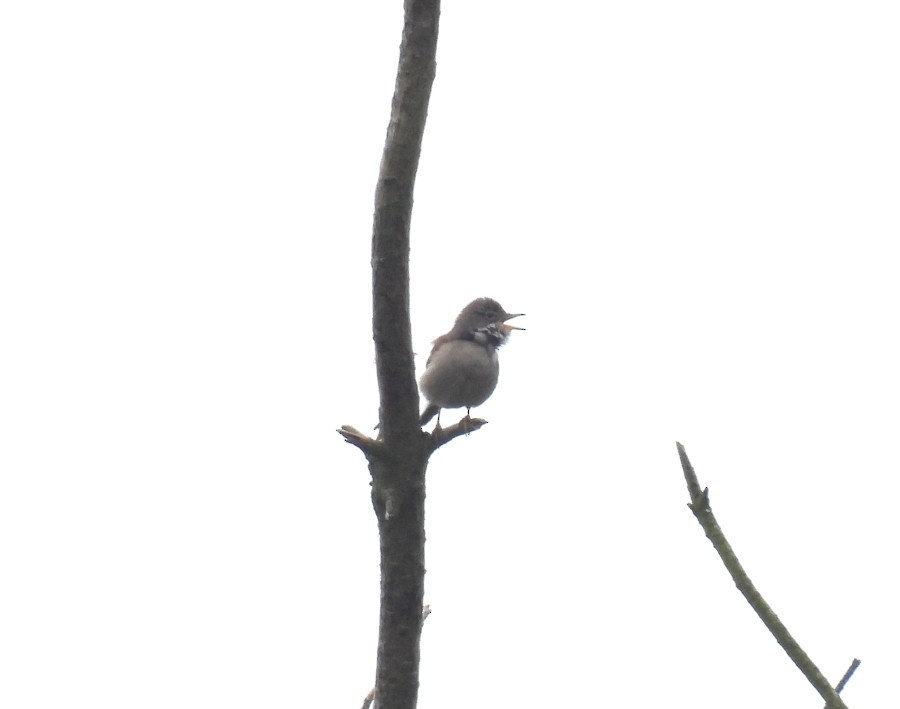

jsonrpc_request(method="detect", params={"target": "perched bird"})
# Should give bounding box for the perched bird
[419,297,524,426]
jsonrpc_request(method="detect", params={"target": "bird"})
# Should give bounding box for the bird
[419,297,524,427]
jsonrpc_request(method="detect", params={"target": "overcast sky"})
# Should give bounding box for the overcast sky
[2,1,898,707]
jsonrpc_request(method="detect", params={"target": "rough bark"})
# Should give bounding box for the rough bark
[368,0,440,706]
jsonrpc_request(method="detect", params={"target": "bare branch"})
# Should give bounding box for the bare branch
[371,0,440,441]
[428,416,488,451]
[336,426,382,456]
[363,0,441,707]
[360,688,375,709]
[828,658,861,705]
[676,442,851,709]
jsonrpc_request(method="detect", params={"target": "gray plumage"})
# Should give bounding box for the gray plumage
[419,298,523,426]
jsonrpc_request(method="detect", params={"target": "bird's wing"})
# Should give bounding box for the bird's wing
[426,330,475,366]
[425,335,449,367]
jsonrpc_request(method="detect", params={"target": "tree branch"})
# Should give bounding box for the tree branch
[372,0,440,441]
[676,442,851,709]
[365,1,441,708]
[337,426,382,456]
[828,658,861,706]
[428,416,488,451]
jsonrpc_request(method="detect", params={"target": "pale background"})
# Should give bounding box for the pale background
[2,1,898,707]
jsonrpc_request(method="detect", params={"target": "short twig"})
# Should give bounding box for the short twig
[429,416,487,451]
[676,442,851,709]
[360,687,375,709]
[826,657,861,706]
[337,426,382,456]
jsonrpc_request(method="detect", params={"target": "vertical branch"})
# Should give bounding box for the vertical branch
[373,0,440,439]
[368,1,440,708]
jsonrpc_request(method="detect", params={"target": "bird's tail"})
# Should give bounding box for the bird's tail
[419,404,440,426]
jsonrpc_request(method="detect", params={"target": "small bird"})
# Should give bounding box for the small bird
[419,297,524,426]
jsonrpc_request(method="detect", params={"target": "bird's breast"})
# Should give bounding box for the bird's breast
[418,339,501,409]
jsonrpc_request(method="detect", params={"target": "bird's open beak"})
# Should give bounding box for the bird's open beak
[500,313,525,332]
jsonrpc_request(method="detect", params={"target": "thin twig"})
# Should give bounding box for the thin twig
[827,658,861,705]
[428,416,488,451]
[337,426,382,456]
[360,688,375,709]
[676,442,851,709]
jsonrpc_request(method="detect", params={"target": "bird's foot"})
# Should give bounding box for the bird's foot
[428,415,488,450]
[456,413,488,436]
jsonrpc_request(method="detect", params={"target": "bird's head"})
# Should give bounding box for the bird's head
[454,297,524,332]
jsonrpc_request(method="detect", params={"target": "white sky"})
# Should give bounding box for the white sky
[2,1,898,707]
